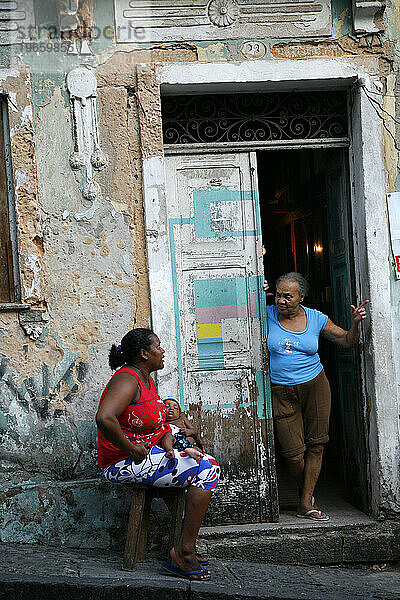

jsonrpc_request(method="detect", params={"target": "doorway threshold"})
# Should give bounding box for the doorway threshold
[198,490,399,565]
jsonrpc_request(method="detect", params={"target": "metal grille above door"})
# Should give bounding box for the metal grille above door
[162,92,348,147]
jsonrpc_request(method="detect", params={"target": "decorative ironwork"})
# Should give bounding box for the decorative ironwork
[162,92,348,145]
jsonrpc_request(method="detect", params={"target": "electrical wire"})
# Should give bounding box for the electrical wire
[360,85,400,151]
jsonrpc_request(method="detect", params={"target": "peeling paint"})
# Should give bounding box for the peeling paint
[74,199,100,221]
[271,35,385,59]
[335,7,351,37]
[197,42,229,62]
[23,254,42,299]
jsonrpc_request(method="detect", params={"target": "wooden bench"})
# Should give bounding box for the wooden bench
[123,484,186,571]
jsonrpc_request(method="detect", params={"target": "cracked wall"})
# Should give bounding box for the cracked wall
[0,0,399,546]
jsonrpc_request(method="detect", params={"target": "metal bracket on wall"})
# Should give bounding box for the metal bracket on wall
[66,66,108,202]
[18,308,49,340]
[352,0,386,34]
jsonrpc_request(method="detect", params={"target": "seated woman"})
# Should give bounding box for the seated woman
[95,328,220,581]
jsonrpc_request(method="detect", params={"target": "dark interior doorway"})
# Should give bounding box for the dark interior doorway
[257,147,370,514]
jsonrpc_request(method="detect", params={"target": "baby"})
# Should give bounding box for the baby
[162,397,205,461]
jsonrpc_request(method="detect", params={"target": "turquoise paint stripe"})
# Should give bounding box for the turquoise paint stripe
[248,274,265,319]
[198,359,225,370]
[255,370,272,420]
[253,181,272,421]
[253,188,262,239]
[193,189,261,238]
[197,338,224,370]
[168,217,193,408]
[194,277,248,308]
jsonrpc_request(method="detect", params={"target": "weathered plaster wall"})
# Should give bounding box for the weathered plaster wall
[385,0,400,452]
[0,11,156,544]
[1,0,399,547]
[0,71,149,543]
[383,0,400,516]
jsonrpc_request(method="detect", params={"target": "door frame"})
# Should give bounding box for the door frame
[140,58,397,518]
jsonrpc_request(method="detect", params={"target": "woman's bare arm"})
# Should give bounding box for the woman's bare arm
[96,373,150,462]
[321,300,369,348]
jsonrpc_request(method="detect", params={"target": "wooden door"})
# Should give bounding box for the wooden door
[162,152,278,524]
[326,151,369,512]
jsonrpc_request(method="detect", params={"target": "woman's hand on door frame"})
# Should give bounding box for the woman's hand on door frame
[263,280,274,297]
[350,299,369,325]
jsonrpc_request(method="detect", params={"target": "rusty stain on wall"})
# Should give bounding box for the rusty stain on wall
[60,0,94,41]
[96,46,197,89]
[383,73,397,192]
[271,34,385,60]
[3,70,43,304]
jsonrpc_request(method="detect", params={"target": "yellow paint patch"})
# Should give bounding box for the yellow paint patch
[197,323,222,339]
[84,236,94,245]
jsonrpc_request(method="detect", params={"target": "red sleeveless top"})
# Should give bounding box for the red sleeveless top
[97,367,171,468]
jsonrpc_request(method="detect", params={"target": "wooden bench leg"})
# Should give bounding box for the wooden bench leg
[136,490,152,562]
[167,490,186,553]
[123,487,151,571]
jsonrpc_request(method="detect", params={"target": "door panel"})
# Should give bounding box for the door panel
[163,153,278,524]
[326,151,369,512]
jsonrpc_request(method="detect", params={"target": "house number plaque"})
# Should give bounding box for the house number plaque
[240,41,266,60]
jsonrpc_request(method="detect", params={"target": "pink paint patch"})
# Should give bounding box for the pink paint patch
[247,291,256,317]
[196,301,256,324]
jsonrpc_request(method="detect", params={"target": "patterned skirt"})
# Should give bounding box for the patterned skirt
[102,445,220,493]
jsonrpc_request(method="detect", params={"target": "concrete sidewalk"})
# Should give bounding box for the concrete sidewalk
[1,543,400,600]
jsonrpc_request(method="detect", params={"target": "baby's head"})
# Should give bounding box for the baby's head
[163,397,181,422]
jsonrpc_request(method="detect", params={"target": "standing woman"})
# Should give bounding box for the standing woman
[264,272,368,521]
[96,328,219,580]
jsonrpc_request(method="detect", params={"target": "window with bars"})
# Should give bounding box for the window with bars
[0,97,20,303]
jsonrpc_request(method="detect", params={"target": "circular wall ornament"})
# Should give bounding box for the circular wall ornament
[240,40,267,60]
[69,151,85,170]
[66,67,97,99]
[208,0,239,27]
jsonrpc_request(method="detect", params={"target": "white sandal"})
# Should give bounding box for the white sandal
[296,509,330,521]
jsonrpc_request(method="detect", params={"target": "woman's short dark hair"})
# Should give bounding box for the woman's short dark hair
[109,328,155,370]
[276,272,310,297]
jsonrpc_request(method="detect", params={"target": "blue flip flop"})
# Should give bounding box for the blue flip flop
[162,560,211,580]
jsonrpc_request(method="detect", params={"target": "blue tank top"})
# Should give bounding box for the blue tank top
[266,305,328,385]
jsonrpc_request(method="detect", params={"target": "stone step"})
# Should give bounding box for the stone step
[198,518,400,565]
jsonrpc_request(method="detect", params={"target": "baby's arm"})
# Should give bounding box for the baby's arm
[160,432,175,459]
[180,416,205,452]
[184,446,204,461]
[179,415,198,438]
